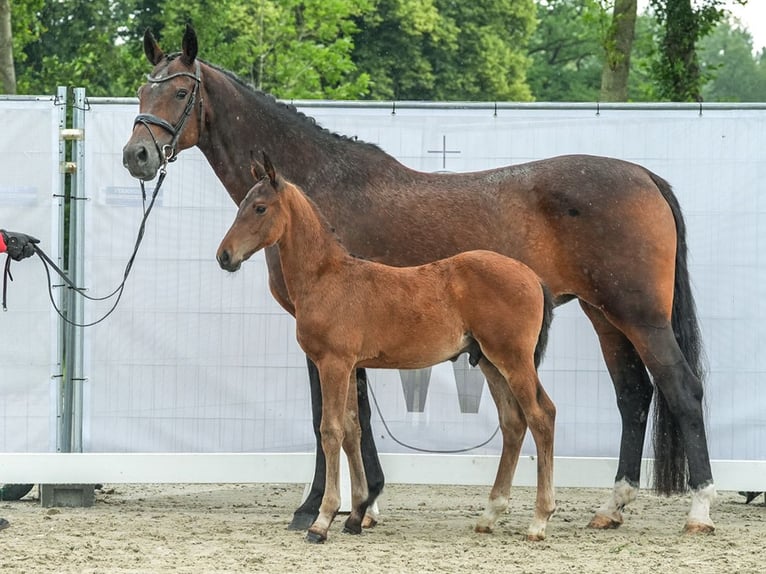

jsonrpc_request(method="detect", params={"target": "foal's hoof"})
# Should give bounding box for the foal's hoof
[474,525,493,534]
[588,513,622,530]
[305,529,327,544]
[683,520,715,535]
[361,513,378,529]
[526,532,546,542]
[288,512,318,531]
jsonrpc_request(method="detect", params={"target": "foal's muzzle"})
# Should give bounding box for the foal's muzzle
[217,249,241,272]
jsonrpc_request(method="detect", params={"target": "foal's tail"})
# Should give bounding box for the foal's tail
[534,284,555,369]
[648,170,707,495]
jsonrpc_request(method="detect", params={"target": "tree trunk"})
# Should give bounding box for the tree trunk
[600,0,637,102]
[658,0,701,101]
[0,0,15,94]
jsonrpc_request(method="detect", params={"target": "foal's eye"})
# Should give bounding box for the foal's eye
[175,88,189,99]
[254,205,267,214]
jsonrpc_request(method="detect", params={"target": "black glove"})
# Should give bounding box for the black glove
[1,230,40,261]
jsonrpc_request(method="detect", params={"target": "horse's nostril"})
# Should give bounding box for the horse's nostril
[136,146,148,164]
[219,250,230,267]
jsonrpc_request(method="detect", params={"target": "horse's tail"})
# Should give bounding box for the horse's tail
[648,170,707,495]
[534,284,555,369]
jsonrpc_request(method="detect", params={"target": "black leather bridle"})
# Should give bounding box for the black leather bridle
[133,59,203,164]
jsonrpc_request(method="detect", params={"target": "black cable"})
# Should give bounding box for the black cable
[367,379,500,454]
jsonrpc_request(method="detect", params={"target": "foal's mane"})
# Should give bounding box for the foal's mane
[163,52,383,154]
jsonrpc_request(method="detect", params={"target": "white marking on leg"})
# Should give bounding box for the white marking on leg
[475,495,509,532]
[595,479,638,523]
[687,482,716,529]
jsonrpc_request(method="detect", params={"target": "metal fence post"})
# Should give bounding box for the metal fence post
[58,88,86,454]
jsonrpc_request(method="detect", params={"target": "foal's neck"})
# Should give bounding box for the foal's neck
[276,184,350,302]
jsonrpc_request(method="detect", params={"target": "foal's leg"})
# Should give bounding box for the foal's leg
[474,359,527,534]
[289,361,383,531]
[491,357,556,541]
[341,373,371,535]
[306,360,355,544]
[579,302,651,529]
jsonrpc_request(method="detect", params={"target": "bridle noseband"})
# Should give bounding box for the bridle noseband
[133,59,203,165]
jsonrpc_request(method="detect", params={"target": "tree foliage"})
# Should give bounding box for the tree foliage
[698,20,766,101]
[649,0,747,101]
[352,0,536,101]
[2,0,760,102]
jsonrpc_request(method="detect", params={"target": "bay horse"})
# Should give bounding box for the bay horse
[122,24,715,533]
[217,153,556,543]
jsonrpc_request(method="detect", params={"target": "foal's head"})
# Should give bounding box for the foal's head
[217,153,286,272]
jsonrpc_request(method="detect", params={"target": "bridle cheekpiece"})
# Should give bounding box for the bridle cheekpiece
[133,59,203,166]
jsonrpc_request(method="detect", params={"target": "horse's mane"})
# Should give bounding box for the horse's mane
[164,52,383,153]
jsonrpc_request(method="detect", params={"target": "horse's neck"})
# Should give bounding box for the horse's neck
[276,185,349,302]
[198,68,352,204]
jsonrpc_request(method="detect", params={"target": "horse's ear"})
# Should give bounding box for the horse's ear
[262,152,278,188]
[143,29,164,66]
[249,151,266,181]
[181,23,198,65]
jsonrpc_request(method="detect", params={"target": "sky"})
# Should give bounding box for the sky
[638,1,766,53]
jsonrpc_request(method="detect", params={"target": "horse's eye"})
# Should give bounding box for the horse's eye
[176,88,189,99]
[254,205,267,214]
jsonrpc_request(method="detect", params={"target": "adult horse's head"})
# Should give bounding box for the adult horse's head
[217,153,285,272]
[122,24,205,181]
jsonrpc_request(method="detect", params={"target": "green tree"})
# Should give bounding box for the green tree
[649,0,746,101]
[161,0,373,99]
[14,0,131,95]
[698,20,766,101]
[353,0,536,101]
[527,0,605,101]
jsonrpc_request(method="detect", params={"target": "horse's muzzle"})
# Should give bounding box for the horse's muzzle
[122,141,161,181]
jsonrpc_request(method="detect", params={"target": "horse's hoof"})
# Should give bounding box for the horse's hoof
[526,533,546,542]
[288,512,318,531]
[739,491,763,504]
[588,513,622,529]
[343,517,363,535]
[305,529,327,544]
[684,521,715,534]
[474,525,493,534]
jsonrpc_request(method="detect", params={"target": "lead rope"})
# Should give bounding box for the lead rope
[2,167,167,326]
[2,256,12,311]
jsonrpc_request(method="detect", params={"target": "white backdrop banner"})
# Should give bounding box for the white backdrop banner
[0,97,60,453]
[78,102,765,462]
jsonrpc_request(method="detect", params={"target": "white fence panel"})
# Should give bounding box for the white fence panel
[0,97,61,453]
[79,101,766,469]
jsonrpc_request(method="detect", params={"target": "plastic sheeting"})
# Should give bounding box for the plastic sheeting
[0,98,60,452]
[70,102,766,461]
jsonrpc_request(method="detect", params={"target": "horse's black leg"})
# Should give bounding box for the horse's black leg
[580,302,653,527]
[288,357,326,530]
[355,368,385,509]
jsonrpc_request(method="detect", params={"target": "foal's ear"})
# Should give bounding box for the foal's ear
[143,29,165,66]
[181,23,198,66]
[262,152,278,189]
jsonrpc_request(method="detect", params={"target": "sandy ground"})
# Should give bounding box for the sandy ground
[0,483,764,574]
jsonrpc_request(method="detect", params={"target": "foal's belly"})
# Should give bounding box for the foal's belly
[355,331,470,370]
